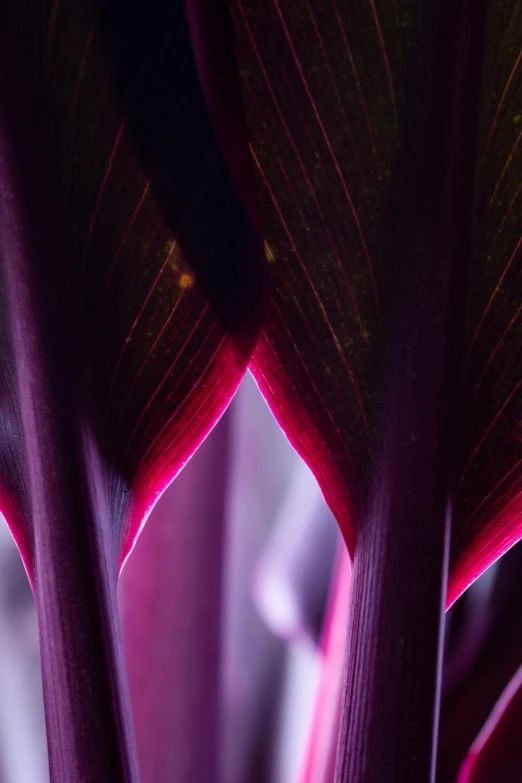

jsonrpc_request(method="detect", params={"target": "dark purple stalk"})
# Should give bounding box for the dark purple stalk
[334,2,486,781]
[0,13,139,782]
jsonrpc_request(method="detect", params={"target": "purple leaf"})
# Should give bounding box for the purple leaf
[448,2,522,605]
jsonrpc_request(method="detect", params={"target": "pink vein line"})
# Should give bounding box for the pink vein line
[106,234,180,404]
[332,0,381,173]
[471,409,522,490]
[123,300,210,461]
[271,258,362,447]
[100,182,154,299]
[237,7,371,339]
[270,300,358,470]
[468,234,522,359]
[489,338,522,401]
[130,320,222,476]
[67,7,103,136]
[82,115,127,265]
[459,374,522,488]
[135,338,234,487]
[486,179,522,262]
[485,444,519,489]
[101,139,169,302]
[271,0,378,308]
[486,126,522,215]
[480,500,522,559]
[245,67,368,342]
[118,285,187,422]
[262,211,363,449]
[485,44,522,154]
[368,0,398,133]
[251,147,368,431]
[304,0,366,187]
[120,216,165,302]
[134,325,228,476]
[460,481,522,561]
[471,298,522,403]
[453,454,522,550]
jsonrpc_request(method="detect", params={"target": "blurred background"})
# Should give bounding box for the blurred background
[0,374,518,782]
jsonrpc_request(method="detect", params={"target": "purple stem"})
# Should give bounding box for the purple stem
[300,547,351,783]
[334,2,486,781]
[119,411,230,783]
[0,12,139,781]
[221,374,293,783]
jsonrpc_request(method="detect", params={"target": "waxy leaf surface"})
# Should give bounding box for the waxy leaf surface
[230,0,522,603]
[449,1,522,603]
[0,0,266,574]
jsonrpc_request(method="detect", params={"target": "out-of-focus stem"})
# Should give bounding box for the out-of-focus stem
[254,458,339,645]
[120,412,230,783]
[0,12,139,779]
[300,546,351,783]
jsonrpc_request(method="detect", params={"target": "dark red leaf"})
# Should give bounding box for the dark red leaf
[0,0,266,573]
[448,1,522,605]
[231,0,522,612]
[231,0,413,547]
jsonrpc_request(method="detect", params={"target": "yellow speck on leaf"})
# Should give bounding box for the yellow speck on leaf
[513,114,522,125]
[264,240,275,263]
[178,272,194,290]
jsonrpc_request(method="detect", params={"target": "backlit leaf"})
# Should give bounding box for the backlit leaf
[230,0,522,607]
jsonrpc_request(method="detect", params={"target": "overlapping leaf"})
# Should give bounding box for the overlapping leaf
[230,0,522,603]
[449,0,522,603]
[0,0,266,574]
[230,0,417,547]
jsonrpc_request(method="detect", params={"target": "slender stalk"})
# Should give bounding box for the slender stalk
[300,547,350,783]
[0,12,139,781]
[335,2,487,781]
[120,410,230,783]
